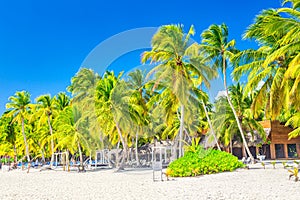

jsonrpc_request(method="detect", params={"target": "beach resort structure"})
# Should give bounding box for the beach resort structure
[231,120,300,160]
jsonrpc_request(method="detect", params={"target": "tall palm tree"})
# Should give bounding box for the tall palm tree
[68,68,100,107]
[55,92,70,111]
[232,7,297,119]
[192,86,221,150]
[200,24,255,162]
[35,94,57,167]
[126,69,149,166]
[232,1,300,142]
[213,84,266,153]
[68,68,101,156]
[95,71,130,169]
[6,91,32,167]
[0,114,18,162]
[142,24,213,157]
[53,105,90,171]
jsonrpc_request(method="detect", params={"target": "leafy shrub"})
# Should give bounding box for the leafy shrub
[167,147,244,177]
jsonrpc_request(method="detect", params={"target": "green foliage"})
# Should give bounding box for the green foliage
[261,162,265,169]
[167,147,244,177]
[288,167,299,182]
[282,161,287,169]
[271,161,276,169]
[184,137,202,153]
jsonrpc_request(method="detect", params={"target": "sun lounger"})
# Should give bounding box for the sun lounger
[242,157,251,164]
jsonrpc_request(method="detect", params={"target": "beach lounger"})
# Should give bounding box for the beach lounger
[242,157,251,164]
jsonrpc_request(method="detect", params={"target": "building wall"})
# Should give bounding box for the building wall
[269,120,300,159]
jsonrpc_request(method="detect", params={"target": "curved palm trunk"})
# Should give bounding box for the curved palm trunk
[47,115,55,168]
[222,58,254,163]
[21,118,31,172]
[201,101,221,150]
[179,104,185,157]
[115,119,127,170]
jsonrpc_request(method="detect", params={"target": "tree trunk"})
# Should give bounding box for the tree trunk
[230,136,233,154]
[222,58,254,163]
[66,150,70,172]
[171,132,179,161]
[77,141,84,172]
[39,142,45,164]
[13,144,17,163]
[116,140,120,167]
[47,115,55,168]
[201,100,221,150]
[21,118,31,172]
[99,130,104,149]
[179,104,185,157]
[115,119,127,170]
[135,131,140,167]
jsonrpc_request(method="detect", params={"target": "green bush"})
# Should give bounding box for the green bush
[167,148,244,177]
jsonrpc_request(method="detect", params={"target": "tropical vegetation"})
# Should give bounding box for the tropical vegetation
[167,145,244,177]
[0,0,299,174]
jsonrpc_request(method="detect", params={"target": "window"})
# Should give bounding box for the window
[287,144,297,158]
[275,144,285,158]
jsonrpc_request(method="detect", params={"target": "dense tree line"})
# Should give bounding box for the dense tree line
[0,0,299,170]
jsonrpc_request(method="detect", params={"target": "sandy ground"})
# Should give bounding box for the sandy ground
[0,162,299,200]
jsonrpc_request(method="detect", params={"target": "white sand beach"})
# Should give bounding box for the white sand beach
[0,163,299,200]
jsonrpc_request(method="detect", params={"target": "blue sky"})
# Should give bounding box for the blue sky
[0,0,282,114]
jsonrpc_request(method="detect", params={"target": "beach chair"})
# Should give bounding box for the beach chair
[242,157,251,164]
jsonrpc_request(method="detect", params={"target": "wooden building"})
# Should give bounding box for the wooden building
[229,120,300,160]
[265,120,300,159]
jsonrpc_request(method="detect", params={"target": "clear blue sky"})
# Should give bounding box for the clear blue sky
[0,0,282,114]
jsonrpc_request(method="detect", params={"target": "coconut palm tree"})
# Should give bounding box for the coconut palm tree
[53,105,90,171]
[55,92,71,111]
[142,24,213,157]
[232,7,297,119]
[213,84,266,153]
[95,71,131,169]
[126,69,149,166]
[68,68,102,156]
[232,1,300,142]
[68,68,100,107]
[35,94,57,167]
[6,91,33,170]
[200,23,255,162]
[286,112,300,139]
[0,114,18,162]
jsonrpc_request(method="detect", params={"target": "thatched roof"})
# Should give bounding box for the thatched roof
[202,127,271,148]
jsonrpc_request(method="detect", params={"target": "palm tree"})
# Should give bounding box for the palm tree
[142,24,213,157]
[232,7,297,119]
[0,114,18,162]
[68,68,102,157]
[286,112,300,139]
[6,91,32,168]
[232,1,300,140]
[35,94,57,167]
[192,86,221,150]
[200,23,255,162]
[213,84,266,153]
[95,71,130,169]
[126,69,149,166]
[55,92,70,111]
[68,68,100,107]
[53,105,90,171]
